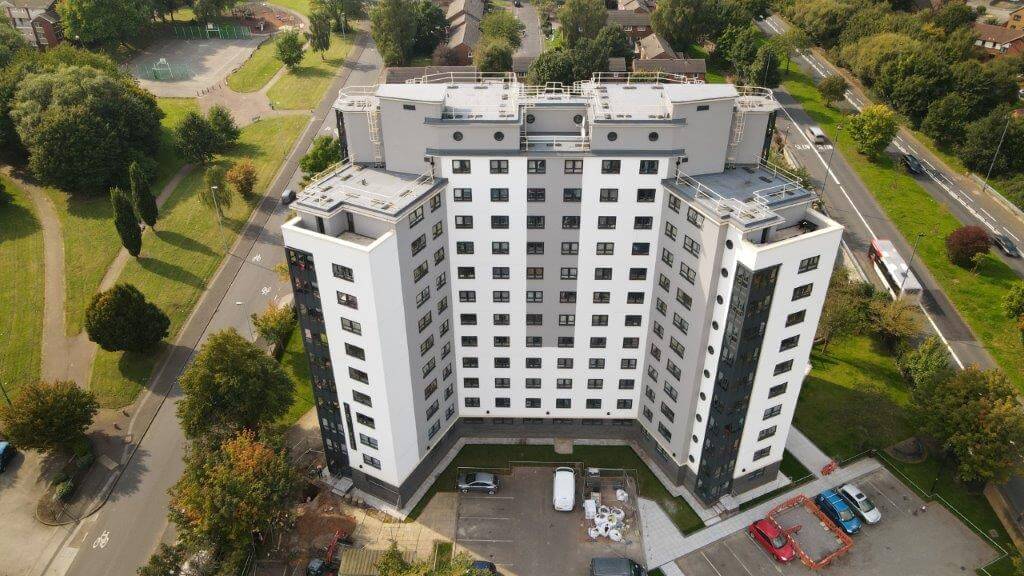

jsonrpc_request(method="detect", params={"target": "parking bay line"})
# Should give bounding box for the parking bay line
[459,516,511,521]
[457,538,515,543]
[722,542,755,576]
[462,496,515,500]
[700,552,726,576]
[865,479,904,514]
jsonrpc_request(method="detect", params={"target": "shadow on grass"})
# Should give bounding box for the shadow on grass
[137,256,205,289]
[154,229,216,256]
[0,190,40,242]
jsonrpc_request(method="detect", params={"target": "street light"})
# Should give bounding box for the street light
[901,232,925,294]
[819,124,841,197]
[981,115,1011,196]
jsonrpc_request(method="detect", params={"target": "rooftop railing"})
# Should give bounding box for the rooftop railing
[406,71,518,84]
[673,167,777,226]
[520,133,590,152]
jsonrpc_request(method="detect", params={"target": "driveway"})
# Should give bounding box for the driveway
[514,0,544,57]
[0,449,76,575]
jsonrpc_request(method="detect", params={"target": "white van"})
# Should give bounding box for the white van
[552,467,575,512]
[807,125,827,144]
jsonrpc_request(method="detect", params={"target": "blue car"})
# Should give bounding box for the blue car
[0,441,17,473]
[815,489,861,535]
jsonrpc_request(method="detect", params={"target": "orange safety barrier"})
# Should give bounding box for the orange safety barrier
[820,461,838,476]
[767,495,854,570]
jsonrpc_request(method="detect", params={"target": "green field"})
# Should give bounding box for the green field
[781,67,1024,391]
[267,34,354,110]
[46,98,197,336]
[407,444,705,535]
[267,0,311,16]
[89,115,307,407]
[279,325,314,425]
[227,39,283,93]
[0,175,44,394]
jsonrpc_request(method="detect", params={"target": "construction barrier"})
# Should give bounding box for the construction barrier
[767,494,853,570]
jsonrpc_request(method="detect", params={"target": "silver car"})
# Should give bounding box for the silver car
[838,483,881,524]
[457,472,499,494]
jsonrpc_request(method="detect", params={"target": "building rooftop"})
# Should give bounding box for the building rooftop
[639,33,677,59]
[973,22,1024,44]
[632,58,707,76]
[293,162,443,219]
[606,9,651,26]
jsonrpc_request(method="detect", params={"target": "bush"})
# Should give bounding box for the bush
[54,479,75,502]
[945,225,989,267]
[226,160,258,199]
[85,284,170,352]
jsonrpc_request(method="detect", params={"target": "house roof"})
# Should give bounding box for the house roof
[605,10,651,26]
[0,0,56,10]
[448,20,481,48]
[973,22,1024,44]
[618,0,655,11]
[446,0,483,21]
[608,56,627,71]
[632,58,707,75]
[639,33,676,58]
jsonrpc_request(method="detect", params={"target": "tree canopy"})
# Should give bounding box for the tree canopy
[845,104,897,159]
[85,283,170,352]
[56,0,152,46]
[557,0,606,47]
[0,380,98,453]
[413,0,447,56]
[475,39,514,73]
[300,135,341,176]
[480,10,526,50]
[275,29,305,69]
[370,0,417,65]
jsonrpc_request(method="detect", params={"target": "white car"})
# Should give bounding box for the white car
[838,483,881,524]
[552,467,575,512]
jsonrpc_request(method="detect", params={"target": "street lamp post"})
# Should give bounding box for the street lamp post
[981,115,1011,195]
[819,125,841,197]
[901,232,925,294]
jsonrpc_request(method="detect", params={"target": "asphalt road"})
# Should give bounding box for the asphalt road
[514,0,544,58]
[761,14,1024,278]
[43,36,385,576]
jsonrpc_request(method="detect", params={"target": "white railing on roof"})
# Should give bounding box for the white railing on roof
[587,71,706,85]
[735,86,776,110]
[673,168,776,226]
[520,82,587,97]
[520,133,590,152]
[296,163,436,214]
[406,71,518,84]
[338,84,379,109]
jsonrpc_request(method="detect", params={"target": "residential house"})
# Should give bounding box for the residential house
[1008,5,1023,31]
[446,0,483,24]
[447,17,481,65]
[0,0,61,50]
[512,55,536,78]
[617,0,655,13]
[606,10,652,42]
[632,57,706,81]
[638,32,676,60]
[973,22,1024,57]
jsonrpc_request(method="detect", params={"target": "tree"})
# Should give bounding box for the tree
[174,111,220,165]
[300,136,341,177]
[0,22,26,68]
[873,49,951,125]
[920,93,970,149]
[869,297,921,350]
[226,159,258,199]
[370,0,417,66]
[192,0,241,20]
[85,283,170,352]
[899,336,952,396]
[474,39,514,73]
[570,38,610,82]
[275,29,305,70]
[526,49,575,85]
[480,10,526,50]
[740,43,780,87]
[250,302,296,348]
[312,0,364,33]
[931,0,976,34]
[945,225,989,267]
[413,0,448,56]
[557,0,606,47]
[958,108,1024,177]
[56,0,151,47]
[0,381,98,454]
[110,186,142,257]
[714,24,761,72]
[816,267,873,351]
[817,75,848,108]
[10,65,162,195]
[784,0,850,47]
[595,24,633,65]
[1003,282,1024,321]
[169,431,299,571]
[308,9,333,60]
[177,329,293,439]
[845,104,897,159]
[128,160,158,228]
[138,543,184,576]
[202,165,231,217]
[375,541,481,576]
[769,27,810,72]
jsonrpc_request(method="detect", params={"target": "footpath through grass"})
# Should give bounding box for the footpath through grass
[795,335,1013,573]
[89,114,307,407]
[227,39,282,93]
[407,444,705,535]
[279,325,314,425]
[0,175,44,394]
[267,34,353,110]
[781,67,1024,392]
[46,98,197,336]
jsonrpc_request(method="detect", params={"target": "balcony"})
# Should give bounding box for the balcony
[520,133,590,152]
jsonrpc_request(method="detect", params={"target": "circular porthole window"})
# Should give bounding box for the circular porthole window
[699,391,707,400]
[725,239,734,249]
[712,321,719,330]
[573,114,583,124]
[453,131,463,141]
[716,295,724,304]
[708,346,715,355]
[689,455,696,463]
[526,113,535,124]
[692,435,698,443]
[648,131,659,141]
[721,268,729,278]
[702,370,710,378]
[494,131,504,141]
[607,131,618,142]
[695,414,702,423]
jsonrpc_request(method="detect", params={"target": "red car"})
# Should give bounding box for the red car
[748,519,796,563]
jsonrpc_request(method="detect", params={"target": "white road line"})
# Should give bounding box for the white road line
[1005,228,1021,242]
[921,308,965,368]
[700,552,726,576]
[723,542,755,576]
[462,496,515,500]
[865,479,903,514]
[459,516,511,521]
[979,207,996,221]
[457,538,514,543]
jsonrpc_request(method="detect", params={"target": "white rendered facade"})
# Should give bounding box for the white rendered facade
[282,73,842,507]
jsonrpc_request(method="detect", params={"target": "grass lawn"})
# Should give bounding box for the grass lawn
[88,114,307,407]
[0,175,44,394]
[46,98,197,336]
[268,34,354,110]
[279,325,314,425]
[267,0,311,16]
[406,444,705,535]
[686,45,725,84]
[227,39,283,93]
[782,67,1024,392]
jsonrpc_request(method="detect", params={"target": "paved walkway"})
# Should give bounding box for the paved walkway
[786,427,833,478]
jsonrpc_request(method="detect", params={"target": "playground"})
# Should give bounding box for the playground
[130,34,263,97]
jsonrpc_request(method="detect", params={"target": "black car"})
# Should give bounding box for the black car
[281,189,297,205]
[901,153,925,175]
[513,0,521,5]
[0,442,17,473]
[993,234,1021,258]
[468,560,498,574]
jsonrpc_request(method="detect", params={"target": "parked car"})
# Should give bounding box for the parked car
[900,153,925,175]
[0,442,16,473]
[552,466,575,511]
[993,234,1021,258]
[589,557,646,576]
[281,189,297,205]
[457,472,499,494]
[815,489,862,535]
[468,560,498,574]
[513,0,521,6]
[838,484,881,524]
[747,519,796,562]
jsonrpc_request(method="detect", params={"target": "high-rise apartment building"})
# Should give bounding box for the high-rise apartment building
[282,72,842,509]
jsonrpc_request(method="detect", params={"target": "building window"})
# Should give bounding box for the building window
[433,221,443,238]
[556,398,571,409]
[455,215,473,229]
[337,291,358,309]
[332,264,354,281]
[563,188,582,202]
[345,343,365,360]
[683,236,701,257]
[564,159,583,174]
[753,447,771,461]
[465,397,480,408]
[528,159,546,174]
[527,242,544,254]
[353,390,372,407]
[527,267,544,279]
[460,313,477,325]
[526,314,543,325]
[526,291,544,303]
[639,160,659,174]
[495,397,511,408]
[697,104,710,111]
[657,423,672,441]
[491,188,509,202]
[626,292,644,304]
[458,290,476,303]
[661,249,674,267]
[491,215,509,229]
[780,335,800,352]
[619,379,635,390]
[457,241,474,254]
[340,317,362,335]
[617,399,632,409]
[792,284,813,300]
[558,314,575,326]
[558,337,575,349]
[563,216,581,229]
[452,160,471,174]
[526,398,542,408]
[494,313,510,325]
[562,242,579,255]
[769,382,788,398]
[774,360,793,375]
[664,222,678,240]
[679,263,696,284]
[359,433,379,449]
[634,216,653,229]
[586,399,602,409]
[557,378,573,388]
[492,241,509,255]
[764,405,782,419]
[560,267,578,280]
[798,255,820,273]
[457,266,475,279]
[596,242,614,256]
[597,216,616,229]
[686,207,704,229]
[413,262,429,282]
[527,187,546,201]
[464,377,480,388]
[632,242,650,255]
[668,195,681,213]
[629,268,647,280]
[411,235,427,256]
[676,289,692,310]
[493,267,510,279]
[758,426,777,441]
[453,188,472,202]
[601,160,621,174]
[592,314,609,326]
[493,290,510,303]
[490,160,509,174]
[594,268,612,280]
[625,315,642,327]
[527,216,545,229]
[786,310,806,327]
[600,188,619,202]
[362,454,382,469]
[409,206,424,227]
[356,412,375,428]
[637,189,655,202]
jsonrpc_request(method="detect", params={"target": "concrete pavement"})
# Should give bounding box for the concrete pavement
[39,33,384,576]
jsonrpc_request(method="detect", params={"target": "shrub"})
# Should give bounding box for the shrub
[945,225,989,267]
[54,479,75,502]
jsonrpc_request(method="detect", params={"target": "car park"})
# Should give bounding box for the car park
[993,234,1021,258]
[838,484,881,524]
[0,442,16,473]
[552,467,575,511]
[815,489,862,535]
[747,518,796,562]
[900,153,925,175]
[589,557,646,576]
[457,472,499,494]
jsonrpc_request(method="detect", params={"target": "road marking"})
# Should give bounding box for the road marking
[462,495,515,499]
[1004,228,1021,242]
[91,531,110,549]
[457,538,514,543]
[723,542,754,576]
[260,285,271,295]
[700,552,726,576]
[865,479,903,514]
[251,252,262,263]
[459,516,511,521]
